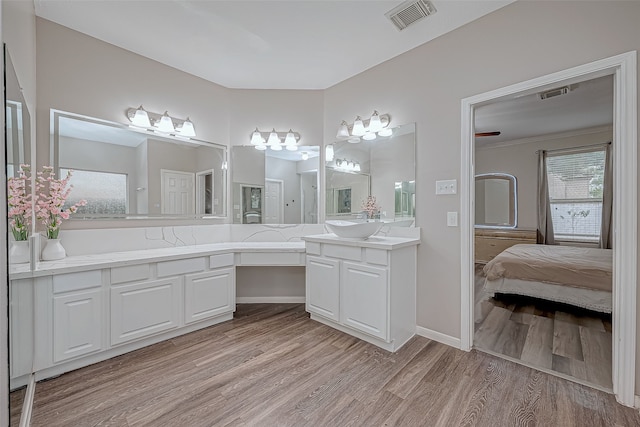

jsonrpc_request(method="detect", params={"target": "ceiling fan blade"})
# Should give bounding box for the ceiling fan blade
[474,131,501,137]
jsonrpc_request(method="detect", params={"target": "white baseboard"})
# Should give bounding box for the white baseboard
[236,297,305,304]
[415,326,461,349]
[635,395,640,410]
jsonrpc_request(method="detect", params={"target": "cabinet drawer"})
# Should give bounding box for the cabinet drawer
[184,268,235,325]
[110,278,181,346]
[323,244,362,262]
[157,257,206,277]
[365,248,388,266]
[53,270,102,294]
[53,289,102,363]
[111,264,150,284]
[239,252,303,266]
[209,253,235,269]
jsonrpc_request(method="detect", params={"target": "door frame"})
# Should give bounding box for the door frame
[195,169,214,215]
[460,52,637,406]
[265,178,284,224]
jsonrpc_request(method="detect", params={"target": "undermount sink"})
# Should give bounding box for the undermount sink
[325,220,384,239]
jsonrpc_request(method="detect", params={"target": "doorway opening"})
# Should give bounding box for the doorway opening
[460,52,637,406]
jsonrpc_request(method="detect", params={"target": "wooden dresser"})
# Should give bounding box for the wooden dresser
[474,228,537,264]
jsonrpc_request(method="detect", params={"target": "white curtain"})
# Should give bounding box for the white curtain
[537,150,555,245]
[599,143,613,249]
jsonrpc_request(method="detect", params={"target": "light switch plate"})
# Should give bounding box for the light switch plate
[447,211,458,227]
[436,179,457,195]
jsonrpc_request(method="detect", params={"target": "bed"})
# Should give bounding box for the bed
[482,244,612,313]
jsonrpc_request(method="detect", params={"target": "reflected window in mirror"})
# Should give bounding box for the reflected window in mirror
[51,110,228,219]
[231,145,320,224]
[475,173,517,228]
[326,122,415,226]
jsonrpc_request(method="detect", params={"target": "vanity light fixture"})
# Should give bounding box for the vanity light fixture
[249,128,301,151]
[332,158,361,173]
[126,106,196,137]
[325,144,335,162]
[222,161,228,170]
[301,151,309,161]
[336,111,392,143]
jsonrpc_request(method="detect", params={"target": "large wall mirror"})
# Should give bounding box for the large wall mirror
[231,146,319,224]
[51,110,228,219]
[475,173,517,228]
[325,122,416,225]
[5,48,31,179]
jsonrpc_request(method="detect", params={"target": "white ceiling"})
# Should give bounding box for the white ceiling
[475,74,614,146]
[34,0,515,90]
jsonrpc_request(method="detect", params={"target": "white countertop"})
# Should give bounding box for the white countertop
[10,241,306,279]
[302,234,420,250]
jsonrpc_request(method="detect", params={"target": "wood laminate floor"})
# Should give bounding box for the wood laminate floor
[9,385,26,426]
[474,264,613,391]
[18,303,639,426]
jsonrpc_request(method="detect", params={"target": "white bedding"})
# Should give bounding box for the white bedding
[484,276,612,313]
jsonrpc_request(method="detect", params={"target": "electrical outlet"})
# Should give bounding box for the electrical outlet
[436,179,457,195]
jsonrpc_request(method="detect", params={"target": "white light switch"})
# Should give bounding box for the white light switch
[447,212,458,227]
[436,179,457,195]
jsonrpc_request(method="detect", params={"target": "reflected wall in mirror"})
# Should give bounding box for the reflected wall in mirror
[325,122,415,225]
[5,49,31,179]
[52,110,228,218]
[475,173,517,228]
[232,146,319,224]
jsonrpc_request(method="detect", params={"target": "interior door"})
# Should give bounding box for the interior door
[161,169,195,214]
[264,179,283,224]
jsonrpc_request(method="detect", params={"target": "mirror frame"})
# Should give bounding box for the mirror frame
[474,172,518,229]
[50,109,229,220]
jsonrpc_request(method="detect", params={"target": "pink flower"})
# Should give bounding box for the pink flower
[34,167,86,239]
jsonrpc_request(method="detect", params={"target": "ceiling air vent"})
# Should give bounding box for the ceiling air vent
[538,86,572,100]
[385,0,437,31]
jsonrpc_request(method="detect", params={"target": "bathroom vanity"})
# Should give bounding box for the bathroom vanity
[303,233,419,352]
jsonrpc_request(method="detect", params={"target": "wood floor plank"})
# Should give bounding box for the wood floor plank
[24,303,638,427]
[491,319,529,359]
[520,315,554,369]
[553,319,584,361]
[474,306,513,350]
[580,327,613,389]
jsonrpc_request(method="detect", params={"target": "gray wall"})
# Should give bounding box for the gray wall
[322,1,640,391]
[475,128,613,229]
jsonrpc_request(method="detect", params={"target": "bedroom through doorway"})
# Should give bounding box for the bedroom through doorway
[461,52,637,406]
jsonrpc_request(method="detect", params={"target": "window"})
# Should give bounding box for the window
[60,168,128,215]
[546,149,605,242]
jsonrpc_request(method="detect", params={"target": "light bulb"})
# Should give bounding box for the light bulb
[156,111,175,133]
[362,132,377,141]
[284,129,297,147]
[255,144,267,151]
[352,116,365,136]
[347,136,361,144]
[301,152,309,161]
[178,118,196,137]
[369,111,382,132]
[131,106,151,127]
[336,121,350,139]
[325,144,334,162]
[250,128,263,145]
[267,129,280,146]
[285,144,298,151]
[354,163,361,172]
[270,142,283,151]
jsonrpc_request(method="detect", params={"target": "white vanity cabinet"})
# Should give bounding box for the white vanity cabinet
[303,234,419,352]
[184,267,235,325]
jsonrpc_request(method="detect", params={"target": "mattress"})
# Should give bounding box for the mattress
[483,244,612,292]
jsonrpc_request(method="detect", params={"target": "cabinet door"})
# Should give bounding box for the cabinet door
[184,268,235,325]
[111,278,181,346]
[306,256,340,321]
[53,289,102,363]
[341,262,388,340]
